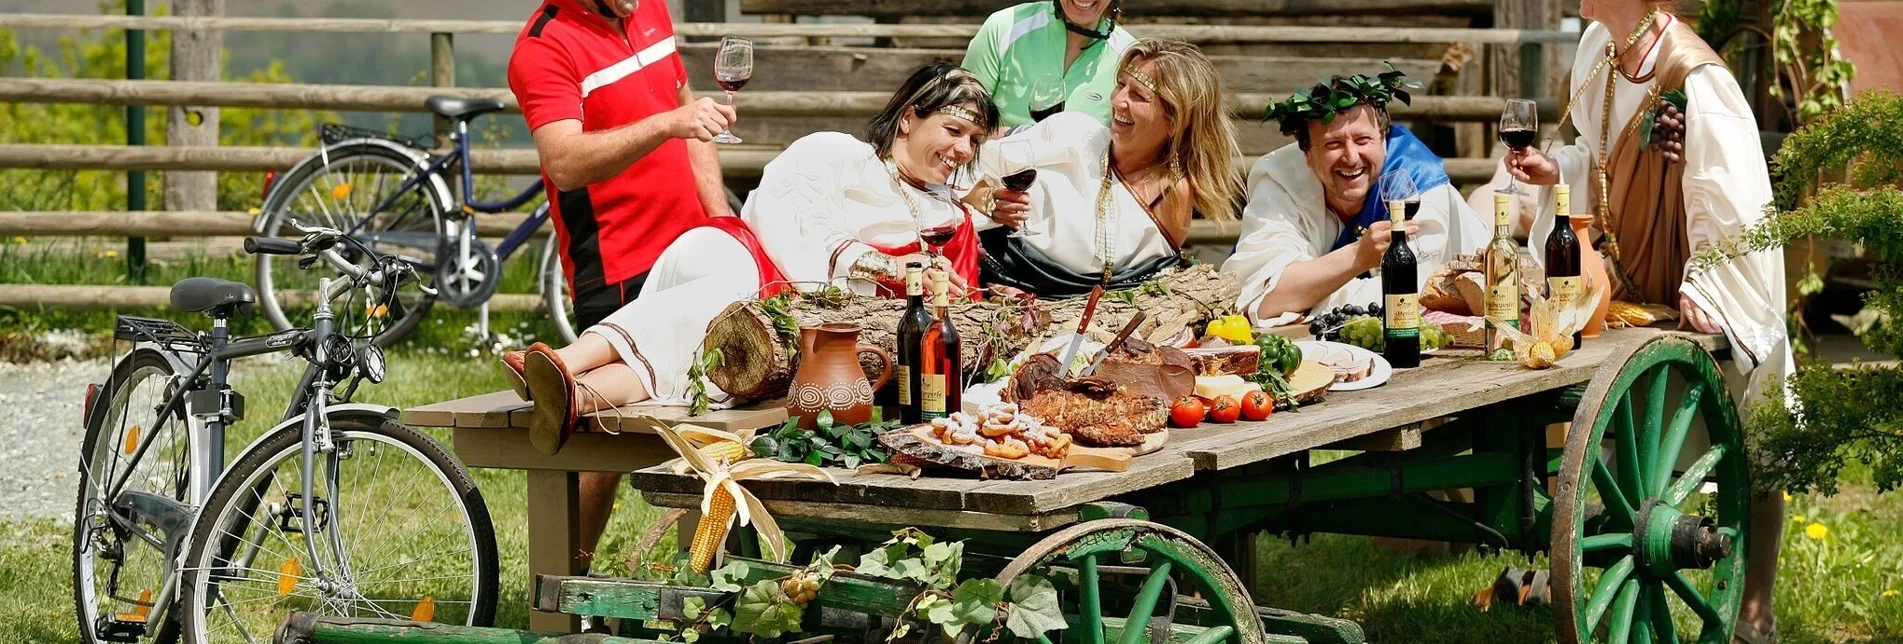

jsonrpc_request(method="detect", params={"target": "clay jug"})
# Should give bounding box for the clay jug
[788,323,894,428]
[1573,215,1612,338]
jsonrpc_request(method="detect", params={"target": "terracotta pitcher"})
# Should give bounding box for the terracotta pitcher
[788,323,894,428]
[1572,215,1612,338]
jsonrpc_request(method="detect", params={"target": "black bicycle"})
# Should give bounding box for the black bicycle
[72,223,497,644]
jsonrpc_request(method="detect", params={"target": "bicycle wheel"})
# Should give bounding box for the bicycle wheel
[73,347,194,644]
[537,231,579,344]
[256,143,451,347]
[177,416,497,644]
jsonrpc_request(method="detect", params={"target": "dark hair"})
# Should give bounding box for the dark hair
[865,62,1002,160]
[1286,100,1392,150]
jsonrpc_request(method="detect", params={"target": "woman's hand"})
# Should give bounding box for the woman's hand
[1506,147,1561,186]
[1679,292,1723,334]
[895,253,970,298]
[990,188,1033,228]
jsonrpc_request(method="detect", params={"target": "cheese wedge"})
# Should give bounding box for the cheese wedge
[1194,375,1263,400]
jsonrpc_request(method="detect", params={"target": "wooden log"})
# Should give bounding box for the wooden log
[739,0,1492,19]
[163,0,221,213]
[704,265,1238,401]
[0,13,1573,44]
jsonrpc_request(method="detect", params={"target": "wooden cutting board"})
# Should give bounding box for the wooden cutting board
[880,425,1134,480]
[1285,362,1334,407]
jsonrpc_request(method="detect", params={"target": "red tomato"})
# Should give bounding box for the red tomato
[1169,396,1205,428]
[1240,390,1273,421]
[1208,395,1242,423]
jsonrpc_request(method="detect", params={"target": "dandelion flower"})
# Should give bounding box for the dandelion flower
[11,236,26,244]
[105,250,119,259]
[1804,522,1828,540]
[1791,514,1806,524]
[1883,589,1899,598]
[1783,491,1793,502]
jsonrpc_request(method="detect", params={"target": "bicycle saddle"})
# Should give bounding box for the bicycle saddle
[426,96,507,122]
[170,277,256,316]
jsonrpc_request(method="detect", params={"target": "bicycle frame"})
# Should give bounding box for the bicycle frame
[341,118,548,264]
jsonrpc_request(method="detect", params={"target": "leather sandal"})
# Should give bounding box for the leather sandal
[523,342,578,455]
[499,350,530,401]
[1733,617,1776,644]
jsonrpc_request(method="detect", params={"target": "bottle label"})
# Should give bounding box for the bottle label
[1548,276,1580,309]
[1488,281,1520,322]
[921,374,947,417]
[1385,293,1420,338]
[896,365,912,405]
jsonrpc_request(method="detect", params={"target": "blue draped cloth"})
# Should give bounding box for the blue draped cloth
[1328,124,1451,251]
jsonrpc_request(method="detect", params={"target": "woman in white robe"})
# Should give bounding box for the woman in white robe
[504,63,999,447]
[1473,1,1792,638]
[969,39,1243,298]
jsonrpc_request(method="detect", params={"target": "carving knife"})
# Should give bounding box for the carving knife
[1058,285,1104,375]
[1082,312,1147,376]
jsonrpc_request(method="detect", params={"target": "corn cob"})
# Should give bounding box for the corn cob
[689,486,735,573]
[698,442,749,465]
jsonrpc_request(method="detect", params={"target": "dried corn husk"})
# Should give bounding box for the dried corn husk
[1605,301,1680,328]
[654,422,836,567]
[1485,279,1602,370]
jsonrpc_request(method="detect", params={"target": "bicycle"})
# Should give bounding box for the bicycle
[73,223,498,644]
[253,97,744,347]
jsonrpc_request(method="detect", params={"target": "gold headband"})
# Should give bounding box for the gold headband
[934,104,982,125]
[1122,65,1159,94]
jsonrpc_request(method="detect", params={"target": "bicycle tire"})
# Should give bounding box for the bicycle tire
[73,347,191,644]
[255,142,451,347]
[177,415,497,643]
[537,231,579,344]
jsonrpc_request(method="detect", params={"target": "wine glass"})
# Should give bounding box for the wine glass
[1498,98,1538,195]
[711,37,752,144]
[1028,75,1066,123]
[998,139,1040,238]
[919,224,958,261]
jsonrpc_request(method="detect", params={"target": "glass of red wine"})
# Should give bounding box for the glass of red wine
[919,224,958,261]
[1028,75,1065,123]
[1498,98,1537,195]
[998,139,1039,237]
[711,37,752,144]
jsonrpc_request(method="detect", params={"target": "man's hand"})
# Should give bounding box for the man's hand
[1679,292,1723,334]
[663,97,737,142]
[990,188,1032,228]
[1506,147,1562,186]
[1353,220,1419,272]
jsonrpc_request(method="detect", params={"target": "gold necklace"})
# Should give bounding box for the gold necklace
[1094,149,1120,285]
[1551,11,1658,303]
[885,158,930,245]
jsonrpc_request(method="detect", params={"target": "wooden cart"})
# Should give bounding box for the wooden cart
[285,327,1749,644]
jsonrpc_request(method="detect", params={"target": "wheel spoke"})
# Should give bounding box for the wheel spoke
[1640,365,1669,495]
[1649,581,1680,644]
[1584,556,1636,631]
[1652,382,1705,497]
[1079,553,1105,644]
[1629,581,1653,644]
[1665,445,1728,507]
[1181,625,1237,644]
[1665,571,1724,626]
[1117,561,1173,644]
[1582,533,1633,555]
[1594,460,1637,524]
[1613,392,1644,508]
[1606,577,1642,644]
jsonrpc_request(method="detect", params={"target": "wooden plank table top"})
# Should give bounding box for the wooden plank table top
[402,390,789,434]
[627,326,1726,527]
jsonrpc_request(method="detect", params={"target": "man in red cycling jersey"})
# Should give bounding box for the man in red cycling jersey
[508,0,733,583]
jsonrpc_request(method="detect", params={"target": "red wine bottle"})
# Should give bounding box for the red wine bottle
[1545,184,1582,348]
[896,263,931,424]
[1382,200,1420,368]
[919,272,961,420]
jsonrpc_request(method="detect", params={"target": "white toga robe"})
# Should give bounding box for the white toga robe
[1467,17,1793,406]
[591,132,970,405]
[1223,145,1493,327]
[973,112,1178,274]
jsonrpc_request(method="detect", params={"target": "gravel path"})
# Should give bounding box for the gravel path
[0,358,107,520]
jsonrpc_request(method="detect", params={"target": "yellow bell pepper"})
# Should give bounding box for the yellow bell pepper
[1204,315,1254,344]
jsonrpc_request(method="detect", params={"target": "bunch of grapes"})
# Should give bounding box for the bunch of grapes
[1339,316,1385,351]
[1421,322,1452,351]
[1307,303,1380,340]
[781,573,822,606]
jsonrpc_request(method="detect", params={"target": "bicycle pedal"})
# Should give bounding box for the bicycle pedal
[278,493,331,534]
[95,615,148,642]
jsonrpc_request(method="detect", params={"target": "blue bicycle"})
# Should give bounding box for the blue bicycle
[254,98,563,346]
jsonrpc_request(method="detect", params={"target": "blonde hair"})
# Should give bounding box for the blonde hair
[1119,39,1243,221]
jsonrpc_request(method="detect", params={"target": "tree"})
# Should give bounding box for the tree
[1694,91,1903,495]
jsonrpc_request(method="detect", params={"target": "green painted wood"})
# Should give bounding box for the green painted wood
[731,557,923,617]
[1117,561,1174,644]
[1614,392,1643,513]
[1079,553,1106,644]
[1665,570,1724,625]
[1608,577,1641,644]
[1665,444,1727,506]
[1583,556,1635,630]
[1630,581,1655,644]
[287,613,667,643]
[1651,381,1705,498]
[1581,533,1632,555]
[1648,582,1681,644]
[1639,365,1669,495]
[1255,607,1368,644]
[1593,460,1638,523]
[1180,624,1237,644]
[541,557,922,621]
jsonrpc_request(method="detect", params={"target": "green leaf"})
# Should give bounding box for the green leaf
[682,596,706,620]
[816,409,835,429]
[891,557,929,583]
[749,436,779,459]
[920,593,957,633]
[950,578,1003,630]
[921,541,965,589]
[843,453,862,469]
[710,561,751,593]
[890,621,913,639]
[804,449,826,466]
[733,579,804,638]
[681,627,700,643]
[1003,575,1067,639]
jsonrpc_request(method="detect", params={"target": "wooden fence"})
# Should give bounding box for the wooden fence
[0,11,1563,310]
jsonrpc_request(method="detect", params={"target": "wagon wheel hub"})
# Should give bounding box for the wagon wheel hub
[1632,499,1733,577]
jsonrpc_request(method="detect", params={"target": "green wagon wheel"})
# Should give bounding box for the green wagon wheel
[982,519,1267,644]
[1552,334,1749,643]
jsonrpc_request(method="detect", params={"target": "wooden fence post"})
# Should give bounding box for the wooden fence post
[166,0,222,214]
[1491,0,1562,154]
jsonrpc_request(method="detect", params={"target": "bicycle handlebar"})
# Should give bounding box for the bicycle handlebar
[242,236,301,255]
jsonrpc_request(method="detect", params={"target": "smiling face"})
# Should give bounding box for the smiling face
[590,0,636,18]
[1302,104,1387,216]
[1058,0,1112,29]
[1109,58,1171,162]
[895,106,987,185]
